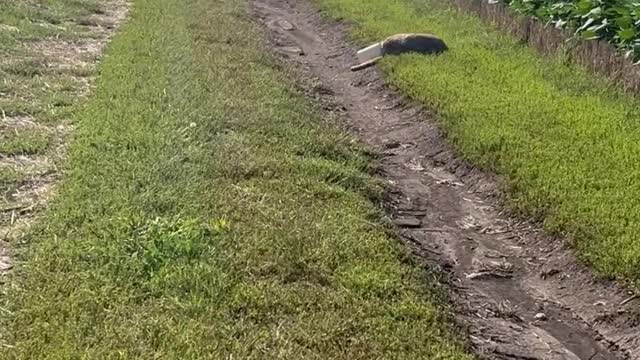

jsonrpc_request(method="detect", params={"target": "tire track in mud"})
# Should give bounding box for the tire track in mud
[251,0,640,359]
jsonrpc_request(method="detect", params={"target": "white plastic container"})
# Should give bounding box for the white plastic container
[357,42,383,63]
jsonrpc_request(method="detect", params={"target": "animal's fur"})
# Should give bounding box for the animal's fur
[351,33,447,71]
[381,33,448,56]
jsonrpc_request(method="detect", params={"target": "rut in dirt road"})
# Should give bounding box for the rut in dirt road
[251,0,640,359]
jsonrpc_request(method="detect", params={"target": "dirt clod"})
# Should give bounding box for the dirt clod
[540,267,561,279]
[279,46,304,56]
[466,271,513,280]
[535,312,548,321]
[393,217,422,228]
[277,19,294,30]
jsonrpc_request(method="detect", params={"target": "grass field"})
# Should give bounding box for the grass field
[0,0,112,240]
[1,0,472,358]
[0,0,101,123]
[316,0,640,283]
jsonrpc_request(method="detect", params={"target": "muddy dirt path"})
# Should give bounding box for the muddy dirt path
[251,1,640,359]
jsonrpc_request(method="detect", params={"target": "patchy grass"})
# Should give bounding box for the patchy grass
[0,0,118,238]
[315,0,640,282]
[0,0,105,123]
[2,0,472,359]
[0,75,80,121]
[0,127,51,155]
[0,0,103,43]
[1,58,48,77]
[0,168,21,185]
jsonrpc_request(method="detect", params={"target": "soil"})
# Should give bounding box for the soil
[251,0,640,359]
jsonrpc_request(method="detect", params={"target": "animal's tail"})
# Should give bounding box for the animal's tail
[350,57,382,71]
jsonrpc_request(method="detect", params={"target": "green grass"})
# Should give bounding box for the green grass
[1,0,472,358]
[0,127,51,155]
[0,0,106,221]
[0,168,22,185]
[0,0,103,121]
[0,0,103,44]
[315,0,640,282]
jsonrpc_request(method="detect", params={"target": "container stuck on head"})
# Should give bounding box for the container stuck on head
[351,33,448,71]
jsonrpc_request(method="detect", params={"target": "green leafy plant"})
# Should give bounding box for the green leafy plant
[502,0,640,61]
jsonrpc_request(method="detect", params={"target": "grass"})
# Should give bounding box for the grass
[0,0,104,122]
[1,0,472,358]
[0,0,103,43]
[0,168,21,186]
[0,128,51,156]
[0,0,108,234]
[315,0,640,282]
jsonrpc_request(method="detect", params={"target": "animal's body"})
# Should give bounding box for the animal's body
[351,33,448,71]
[382,33,448,56]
